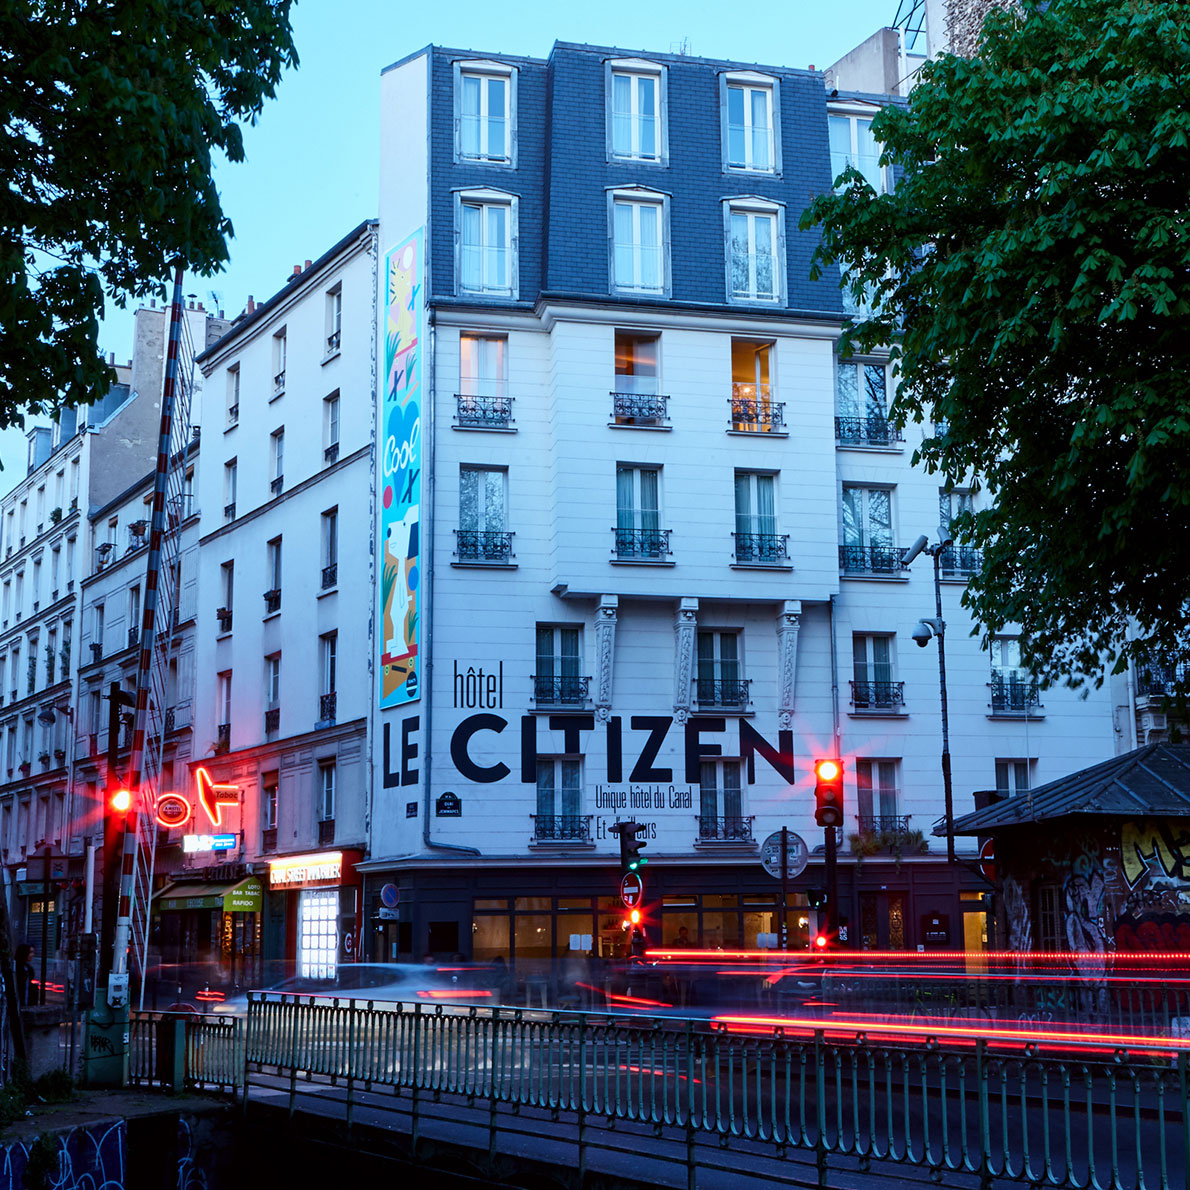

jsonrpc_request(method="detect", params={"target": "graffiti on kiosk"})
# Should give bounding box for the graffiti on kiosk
[379,229,424,709]
[381,714,796,790]
[1120,818,1190,889]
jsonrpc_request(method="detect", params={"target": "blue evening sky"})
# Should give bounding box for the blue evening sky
[2,0,900,477]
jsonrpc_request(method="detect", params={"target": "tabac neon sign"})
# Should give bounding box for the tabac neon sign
[195,767,239,827]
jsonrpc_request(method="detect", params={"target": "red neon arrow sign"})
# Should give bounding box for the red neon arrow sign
[195,767,239,827]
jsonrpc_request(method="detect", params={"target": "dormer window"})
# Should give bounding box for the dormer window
[721,71,781,175]
[454,60,517,165]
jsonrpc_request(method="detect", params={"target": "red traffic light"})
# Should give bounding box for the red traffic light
[814,933,828,950]
[815,759,840,782]
[629,908,641,925]
[813,758,844,828]
[110,788,132,814]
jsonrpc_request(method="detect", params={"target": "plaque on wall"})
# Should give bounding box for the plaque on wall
[435,792,462,817]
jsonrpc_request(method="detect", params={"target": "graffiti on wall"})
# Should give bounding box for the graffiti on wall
[379,229,424,709]
[1121,819,1190,890]
[0,1121,124,1190]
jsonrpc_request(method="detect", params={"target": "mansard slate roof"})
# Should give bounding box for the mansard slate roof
[946,744,1190,835]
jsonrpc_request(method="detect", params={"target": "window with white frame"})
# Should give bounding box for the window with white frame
[723,74,777,172]
[319,760,336,821]
[266,537,282,608]
[460,335,508,398]
[321,509,338,586]
[93,602,104,650]
[699,759,743,824]
[852,633,901,710]
[990,637,1038,711]
[456,62,515,163]
[609,62,664,162]
[726,200,783,303]
[325,285,342,354]
[321,632,337,696]
[828,111,887,193]
[615,465,666,559]
[226,365,240,426]
[697,631,745,709]
[223,460,237,521]
[836,360,895,444]
[262,772,278,831]
[265,654,281,708]
[841,485,897,570]
[611,191,667,295]
[458,467,509,562]
[535,756,581,824]
[733,472,783,562]
[217,671,232,728]
[273,329,287,392]
[323,393,340,463]
[995,758,1034,797]
[270,429,284,492]
[855,759,900,825]
[534,625,581,704]
[457,190,516,297]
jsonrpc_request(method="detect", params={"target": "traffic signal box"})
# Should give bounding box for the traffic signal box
[813,758,844,828]
[612,820,648,875]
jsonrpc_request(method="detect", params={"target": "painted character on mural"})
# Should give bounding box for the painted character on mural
[1001,873,1032,954]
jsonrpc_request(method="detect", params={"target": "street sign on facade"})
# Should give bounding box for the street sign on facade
[619,872,644,907]
[760,830,809,880]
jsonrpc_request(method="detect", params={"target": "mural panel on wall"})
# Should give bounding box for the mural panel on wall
[1116,817,1190,950]
[379,229,424,709]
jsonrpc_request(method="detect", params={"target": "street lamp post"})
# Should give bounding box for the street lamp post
[905,531,956,864]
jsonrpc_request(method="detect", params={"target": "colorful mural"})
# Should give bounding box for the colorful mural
[380,230,424,708]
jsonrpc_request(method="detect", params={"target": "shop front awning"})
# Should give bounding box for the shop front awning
[157,876,262,914]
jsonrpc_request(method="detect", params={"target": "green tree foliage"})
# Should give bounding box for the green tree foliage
[802,0,1190,690]
[0,0,298,426]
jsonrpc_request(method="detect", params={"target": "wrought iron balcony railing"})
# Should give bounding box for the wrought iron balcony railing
[835,416,902,446]
[532,675,590,706]
[856,813,911,834]
[319,692,337,723]
[89,642,102,663]
[611,392,669,426]
[1134,662,1189,699]
[322,563,337,589]
[839,544,908,575]
[128,627,138,648]
[730,393,784,432]
[216,608,233,633]
[164,707,176,733]
[455,394,514,430]
[318,818,336,846]
[532,814,592,842]
[270,475,284,495]
[733,532,789,563]
[850,680,906,711]
[613,527,671,561]
[227,403,239,425]
[698,815,755,842]
[455,530,514,563]
[264,707,280,734]
[938,545,982,579]
[261,827,277,853]
[990,672,1042,714]
[216,722,231,750]
[326,330,341,354]
[263,589,281,614]
[696,678,751,710]
[224,502,236,521]
[324,443,340,465]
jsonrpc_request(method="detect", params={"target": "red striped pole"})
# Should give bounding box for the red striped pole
[111,262,184,980]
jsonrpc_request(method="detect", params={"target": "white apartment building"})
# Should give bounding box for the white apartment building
[362,41,1118,968]
[191,222,377,981]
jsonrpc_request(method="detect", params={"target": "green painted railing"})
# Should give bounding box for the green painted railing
[245,996,1190,1189]
[130,1010,243,1091]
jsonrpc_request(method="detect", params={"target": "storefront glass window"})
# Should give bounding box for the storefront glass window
[661,913,697,947]
[299,888,338,979]
[556,915,593,956]
[514,897,552,912]
[474,898,508,910]
[472,914,510,962]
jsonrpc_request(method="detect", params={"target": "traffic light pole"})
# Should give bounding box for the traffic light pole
[779,827,788,951]
[824,824,839,942]
[98,681,125,982]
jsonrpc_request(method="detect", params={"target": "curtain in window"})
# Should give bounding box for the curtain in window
[616,466,635,532]
[638,469,659,532]
[613,202,634,288]
[461,75,481,156]
[461,469,504,534]
[639,203,660,291]
[753,214,774,298]
[734,474,751,536]
[461,336,506,397]
[755,475,775,535]
[612,74,633,155]
[718,632,739,686]
[560,758,581,818]
[855,118,881,190]
[856,761,874,819]
[828,115,850,183]
[536,759,555,817]
[536,627,554,682]
[461,204,482,289]
[485,205,507,290]
[730,213,749,295]
[559,628,579,680]
[750,90,770,169]
[637,76,656,158]
[877,761,898,817]
[727,87,745,165]
[699,761,719,819]
[722,761,742,819]
[486,77,506,159]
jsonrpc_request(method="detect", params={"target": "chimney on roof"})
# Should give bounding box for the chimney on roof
[304,259,311,270]
[809,63,816,71]
[246,295,256,314]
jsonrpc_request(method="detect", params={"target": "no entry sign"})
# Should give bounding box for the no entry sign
[620,872,644,907]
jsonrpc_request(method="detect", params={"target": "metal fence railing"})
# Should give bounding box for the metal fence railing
[244,996,1189,1189]
[130,1010,242,1092]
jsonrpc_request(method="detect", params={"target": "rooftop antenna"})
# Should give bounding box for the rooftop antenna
[670,37,690,55]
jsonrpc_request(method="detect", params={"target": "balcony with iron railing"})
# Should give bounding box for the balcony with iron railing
[839,544,908,576]
[733,532,789,565]
[531,814,593,843]
[939,545,982,580]
[321,563,337,589]
[612,527,671,562]
[326,329,341,355]
[454,530,514,564]
[224,502,236,522]
[216,608,233,634]
[216,722,231,752]
[1134,661,1190,701]
[531,675,590,707]
[226,403,239,426]
[697,815,755,842]
[454,394,514,430]
[261,827,277,853]
[273,370,285,394]
[319,692,337,724]
[611,391,669,427]
[835,416,903,447]
[270,475,284,496]
[696,677,751,711]
[850,680,906,712]
[127,627,138,649]
[263,589,281,615]
[264,707,279,734]
[324,442,340,465]
[856,814,911,835]
[318,818,336,845]
[730,387,785,433]
[990,671,1043,716]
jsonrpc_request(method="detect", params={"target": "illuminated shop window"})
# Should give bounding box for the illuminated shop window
[298,888,338,979]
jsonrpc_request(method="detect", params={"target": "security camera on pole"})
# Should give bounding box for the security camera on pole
[902,527,957,864]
